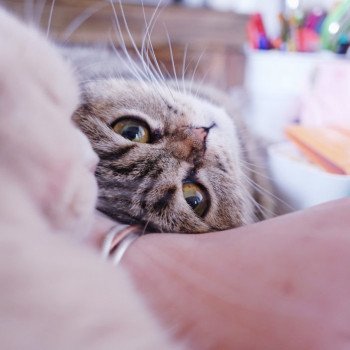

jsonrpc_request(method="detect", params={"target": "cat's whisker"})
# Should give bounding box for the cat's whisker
[244,167,276,184]
[240,159,278,182]
[146,44,174,100]
[157,61,172,80]
[110,3,148,82]
[110,2,171,102]
[239,158,283,213]
[156,62,176,100]
[244,185,276,220]
[142,219,151,235]
[189,49,206,95]
[111,0,178,103]
[238,175,276,220]
[238,149,271,170]
[240,160,268,177]
[109,36,149,89]
[111,0,158,85]
[145,58,176,102]
[110,27,157,93]
[61,2,107,43]
[165,26,180,93]
[242,171,295,212]
[181,49,205,94]
[130,0,180,101]
[181,43,189,94]
[46,0,56,37]
[142,34,172,98]
[140,0,167,83]
[194,70,210,98]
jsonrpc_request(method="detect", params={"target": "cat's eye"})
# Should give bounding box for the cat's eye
[182,182,209,217]
[112,118,150,143]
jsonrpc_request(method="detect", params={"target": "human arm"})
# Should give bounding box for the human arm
[122,198,350,350]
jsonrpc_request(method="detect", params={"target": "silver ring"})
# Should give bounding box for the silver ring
[102,224,141,265]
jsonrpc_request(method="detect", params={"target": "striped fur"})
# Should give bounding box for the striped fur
[67,47,274,233]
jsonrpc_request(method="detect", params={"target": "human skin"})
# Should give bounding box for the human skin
[122,198,350,350]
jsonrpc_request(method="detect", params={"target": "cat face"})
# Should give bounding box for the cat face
[74,79,256,233]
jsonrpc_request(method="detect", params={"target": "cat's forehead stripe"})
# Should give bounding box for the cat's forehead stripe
[109,158,160,178]
[152,186,177,213]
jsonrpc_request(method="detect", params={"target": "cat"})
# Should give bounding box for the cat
[63,42,274,234]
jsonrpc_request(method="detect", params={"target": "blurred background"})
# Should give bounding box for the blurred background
[3,0,350,213]
[2,0,249,89]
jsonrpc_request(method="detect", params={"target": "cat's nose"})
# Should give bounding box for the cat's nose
[192,127,208,144]
[191,123,216,145]
[168,124,215,161]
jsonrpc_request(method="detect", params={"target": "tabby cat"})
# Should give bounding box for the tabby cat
[63,42,274,234]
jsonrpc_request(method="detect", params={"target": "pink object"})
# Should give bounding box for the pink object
[300,60,350,130]
[297,28,320,52]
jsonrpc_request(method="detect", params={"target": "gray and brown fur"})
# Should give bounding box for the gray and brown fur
[64,46,274,233]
